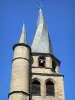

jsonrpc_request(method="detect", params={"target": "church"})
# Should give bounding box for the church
[8,9,65,100]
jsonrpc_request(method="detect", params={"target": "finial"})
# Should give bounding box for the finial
[39,0,44,9]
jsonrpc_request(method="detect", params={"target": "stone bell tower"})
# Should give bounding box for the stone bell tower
[8,9,65,100]
[30,9,65,100]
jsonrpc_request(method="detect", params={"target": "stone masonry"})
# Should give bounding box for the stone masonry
[8,8,65,100]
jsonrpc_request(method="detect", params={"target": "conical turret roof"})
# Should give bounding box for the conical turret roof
[31,9,53,54]
[19,24,27,44]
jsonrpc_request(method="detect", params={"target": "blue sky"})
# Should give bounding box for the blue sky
[0,0,75,100]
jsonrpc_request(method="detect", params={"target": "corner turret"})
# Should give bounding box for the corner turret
[8,24,30,100]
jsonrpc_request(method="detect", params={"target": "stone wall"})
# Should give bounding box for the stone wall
[31,55,65,100]
[31,75,65,100]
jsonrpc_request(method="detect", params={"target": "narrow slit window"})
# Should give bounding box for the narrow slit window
[52,60,57,72]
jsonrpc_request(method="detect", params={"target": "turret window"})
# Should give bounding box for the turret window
[46,80,55,96]
[38,56,45,67]
[32,79,40,96]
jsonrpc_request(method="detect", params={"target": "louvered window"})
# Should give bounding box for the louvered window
[46,81,54,96]
[32,80,40,96]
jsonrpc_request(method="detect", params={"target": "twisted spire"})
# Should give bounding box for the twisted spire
[31,9,53,54]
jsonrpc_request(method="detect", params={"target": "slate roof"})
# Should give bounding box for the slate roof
[31,9,53,54]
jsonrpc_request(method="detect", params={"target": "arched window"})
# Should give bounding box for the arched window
[46,80,55,96]
[32,79,40,95]
[38,56,45,67]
